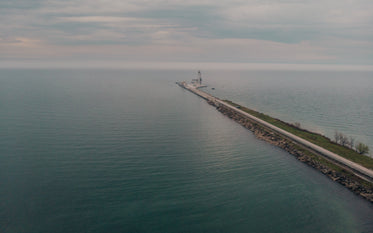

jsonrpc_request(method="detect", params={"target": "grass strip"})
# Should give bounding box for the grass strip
[223,100,373,169]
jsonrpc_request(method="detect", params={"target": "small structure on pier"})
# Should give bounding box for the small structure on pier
[198,70,202,84]
[191,70,206,87]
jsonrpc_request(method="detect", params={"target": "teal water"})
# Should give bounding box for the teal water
[0,69,372,233]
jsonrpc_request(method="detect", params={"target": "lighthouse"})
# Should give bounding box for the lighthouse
[198,70,202,85]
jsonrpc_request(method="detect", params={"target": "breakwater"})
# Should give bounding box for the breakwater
[177,82,373,203]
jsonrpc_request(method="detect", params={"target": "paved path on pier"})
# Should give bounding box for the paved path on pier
[184,84,373,181]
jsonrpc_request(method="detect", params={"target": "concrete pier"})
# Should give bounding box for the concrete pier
[177,81,373,182]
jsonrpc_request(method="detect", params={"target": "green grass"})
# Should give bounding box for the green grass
[224,100,373,170]
[292,143,373,189]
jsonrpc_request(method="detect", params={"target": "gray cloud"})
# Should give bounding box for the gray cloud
[1,0,372,64]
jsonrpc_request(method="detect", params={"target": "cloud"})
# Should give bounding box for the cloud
[59,16,138,23]
[0,0,372,65]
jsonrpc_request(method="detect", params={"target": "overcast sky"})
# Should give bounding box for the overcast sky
[1,0,372,67]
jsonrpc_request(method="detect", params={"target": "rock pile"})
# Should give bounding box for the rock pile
[210,102,373,203]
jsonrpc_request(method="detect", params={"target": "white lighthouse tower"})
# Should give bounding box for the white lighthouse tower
[198,70,202,85]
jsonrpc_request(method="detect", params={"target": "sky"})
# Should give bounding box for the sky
[1,0,373,68]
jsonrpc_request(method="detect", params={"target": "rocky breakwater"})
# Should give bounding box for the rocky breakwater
[208,101,373,203]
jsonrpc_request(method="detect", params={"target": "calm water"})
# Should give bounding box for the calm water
[0,69,373,233]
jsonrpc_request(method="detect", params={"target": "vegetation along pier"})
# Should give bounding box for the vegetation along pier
[177,77,373,203]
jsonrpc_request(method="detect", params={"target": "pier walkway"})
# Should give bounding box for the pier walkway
[178,82,373,181]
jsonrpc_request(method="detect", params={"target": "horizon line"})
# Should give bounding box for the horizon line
[1,61,373,71]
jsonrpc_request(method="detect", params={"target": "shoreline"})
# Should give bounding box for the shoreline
[177,82,373,203]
